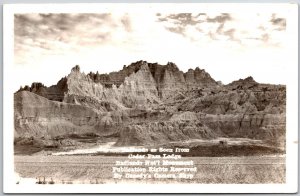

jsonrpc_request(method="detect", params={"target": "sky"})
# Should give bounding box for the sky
[14,11,287,91]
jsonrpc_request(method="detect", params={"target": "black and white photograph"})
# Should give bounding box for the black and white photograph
[3,3,298,193]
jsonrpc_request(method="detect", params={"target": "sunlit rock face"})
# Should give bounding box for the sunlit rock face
[15,60,286,147]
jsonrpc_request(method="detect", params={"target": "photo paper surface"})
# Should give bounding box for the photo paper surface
[3,3,298,193]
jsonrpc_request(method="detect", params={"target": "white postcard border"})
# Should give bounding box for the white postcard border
[3,3,298,193]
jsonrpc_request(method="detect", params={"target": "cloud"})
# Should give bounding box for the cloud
[157,12,285,46]
[157,13,205,37]
[242,14,286,46]
[15,14,111,37]
[121,14,132,32]
[14,13,130,65]
[207,31,217,40]
[223,28,238,41]
[165,13,201,26]
[14,13,113,51]
[157,13,240,42]
[270,14,286,31]
[207,13,231,23]
[165,26,185,35]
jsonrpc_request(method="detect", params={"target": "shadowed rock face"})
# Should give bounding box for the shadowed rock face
[88,61,218,99]
[18,77,68,102]
[15,60,286,147]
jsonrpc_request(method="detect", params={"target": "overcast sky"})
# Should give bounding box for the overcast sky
[14,12,287,91]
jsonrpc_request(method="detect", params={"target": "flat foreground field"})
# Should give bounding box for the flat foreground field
[15,155,285,184]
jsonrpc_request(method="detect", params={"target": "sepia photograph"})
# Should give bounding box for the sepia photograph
[3,3,298,193]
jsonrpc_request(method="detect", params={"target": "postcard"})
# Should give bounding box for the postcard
[3,3,298,193]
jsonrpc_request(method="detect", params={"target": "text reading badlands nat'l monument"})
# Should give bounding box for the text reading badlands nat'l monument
[14,60,286,183]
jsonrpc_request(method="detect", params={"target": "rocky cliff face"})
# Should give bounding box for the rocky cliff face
[18,77,68,102]
[14,91,100,138]
[15,60,286,149]
[87,61,218,99]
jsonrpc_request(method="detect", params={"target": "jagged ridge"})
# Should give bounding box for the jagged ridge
[19,60,218,103]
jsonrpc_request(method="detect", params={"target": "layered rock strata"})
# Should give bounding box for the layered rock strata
[15,60,286,147]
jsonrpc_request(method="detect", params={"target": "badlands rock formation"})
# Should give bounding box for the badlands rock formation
[15,61,286,150]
